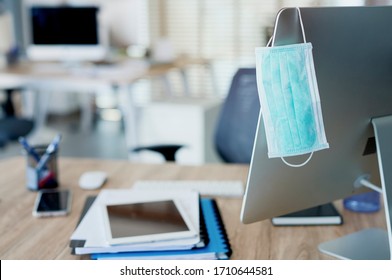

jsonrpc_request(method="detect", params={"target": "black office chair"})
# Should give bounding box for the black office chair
[0,88,34,148]
[131,68,260,163]
[132,144,185,162]
[214,68,259,163]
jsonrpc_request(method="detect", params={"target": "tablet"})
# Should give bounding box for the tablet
[101,198,197,245]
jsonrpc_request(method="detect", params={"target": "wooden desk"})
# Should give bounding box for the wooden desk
[0,57,213,150]
[0,57,211,88]
[0,157,387,259]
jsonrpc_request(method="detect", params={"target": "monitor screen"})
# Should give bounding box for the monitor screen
[25,5,107,62]
[240,6,392,259]
[30,7,99,45]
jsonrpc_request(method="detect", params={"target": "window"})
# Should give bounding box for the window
[147,0,321,98]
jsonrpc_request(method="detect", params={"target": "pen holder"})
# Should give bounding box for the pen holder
[24,145,59,191]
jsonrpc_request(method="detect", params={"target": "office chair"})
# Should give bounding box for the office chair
[0,88,34,148]
[214,68,259,163]
[131,68,260,163]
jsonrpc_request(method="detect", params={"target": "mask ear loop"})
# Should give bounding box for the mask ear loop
[271,7,307,47]
[281,152,313,168]
[266,36,273,47]
[296,7,307,43]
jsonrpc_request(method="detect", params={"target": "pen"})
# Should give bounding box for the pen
[18,137,41,162]
[36,134,62,171]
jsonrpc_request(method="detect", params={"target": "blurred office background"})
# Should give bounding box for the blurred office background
[0,0,390,162]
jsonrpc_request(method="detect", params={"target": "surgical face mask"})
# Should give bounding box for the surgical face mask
[255,8,329,167]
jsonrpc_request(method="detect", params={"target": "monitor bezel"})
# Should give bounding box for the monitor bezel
[23,3,108,62]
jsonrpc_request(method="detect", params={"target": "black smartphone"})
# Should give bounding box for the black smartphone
[32,189,72,217]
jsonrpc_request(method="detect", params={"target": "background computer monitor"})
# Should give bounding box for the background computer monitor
[240,6,392,259]
[24,4,108,62]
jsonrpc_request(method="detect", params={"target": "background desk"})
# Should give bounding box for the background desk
[0,58,213,152]
[0,157,387,259]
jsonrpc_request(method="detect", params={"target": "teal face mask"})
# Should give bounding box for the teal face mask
[255,8,329,166]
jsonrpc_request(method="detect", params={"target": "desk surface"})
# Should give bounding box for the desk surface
[0,57,210,87]
[0,157,387,260]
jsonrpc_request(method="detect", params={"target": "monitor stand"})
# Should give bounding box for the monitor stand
[318,115,392,260]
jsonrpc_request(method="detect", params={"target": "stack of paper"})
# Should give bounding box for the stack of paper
[70,189,231,260]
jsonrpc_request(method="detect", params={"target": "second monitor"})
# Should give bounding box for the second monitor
[24,4,108,62]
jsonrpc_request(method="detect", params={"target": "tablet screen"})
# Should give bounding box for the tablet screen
[106,200,190,239]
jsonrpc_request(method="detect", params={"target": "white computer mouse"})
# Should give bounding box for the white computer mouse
[79,171,107,190]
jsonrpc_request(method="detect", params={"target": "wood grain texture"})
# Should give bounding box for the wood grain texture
[0,157,386,259]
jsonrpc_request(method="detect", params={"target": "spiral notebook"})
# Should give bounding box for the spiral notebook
[70,193,208,255]
[91,198,231,260]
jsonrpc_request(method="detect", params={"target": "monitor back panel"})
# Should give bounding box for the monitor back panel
[241,6,392,223]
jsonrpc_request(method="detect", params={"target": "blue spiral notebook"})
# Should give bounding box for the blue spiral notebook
[91,198,231,260]
[70,195,208,255]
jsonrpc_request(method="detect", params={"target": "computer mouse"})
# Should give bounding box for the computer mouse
[79,171,107,190]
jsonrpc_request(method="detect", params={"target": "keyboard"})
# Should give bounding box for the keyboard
[132,180,244,197]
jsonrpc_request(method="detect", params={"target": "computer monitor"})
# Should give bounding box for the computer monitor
[240,6,392,260]
[23,4,108,62]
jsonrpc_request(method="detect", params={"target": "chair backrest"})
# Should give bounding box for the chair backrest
[214,68,260,163]
[0,117,34,148]
[0,88,34,148]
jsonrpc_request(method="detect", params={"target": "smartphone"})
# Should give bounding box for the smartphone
[32,189,72,217]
